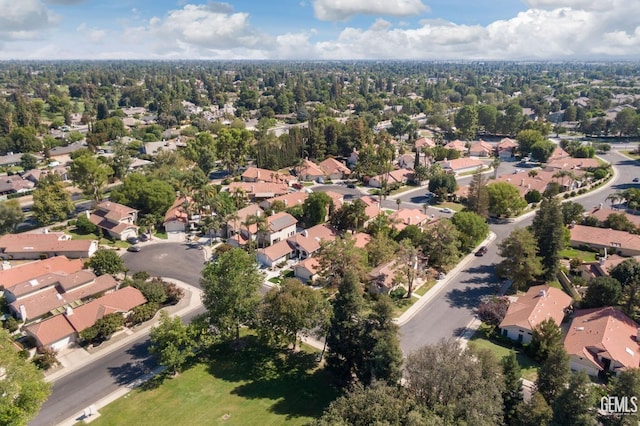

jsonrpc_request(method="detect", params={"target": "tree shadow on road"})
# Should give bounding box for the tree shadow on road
[458,264,498,286]
[446,284,495,310]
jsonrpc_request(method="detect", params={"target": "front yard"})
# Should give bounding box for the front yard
[559,248,597,262]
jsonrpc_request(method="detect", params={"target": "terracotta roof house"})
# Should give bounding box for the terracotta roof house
[368,168,413,188]
[352,232,372,249]
[25,314,76,351]
[288,224,338,259]
[259,191,308,211]
[0,256,83,290]
[548,146,571,161]
[324,190,345,210]
[163,196,190,234]
[89,201,138,241]
[0,174,34,196]
[441,158,484,175]
[415,137,436,150]
[368,260,403,294]
[261,212,298,246]
[564,307,640,377]
[293,257,321,282]
[397,153,416,169]
[8,273,118,322]
[496,138,518,160]
[359,196,383,224]
[296,160,326,182]
[241,167,295,185]
[388,208,431,231]
[444,140,468,153]
[0,232,97,260]
[499,284,572,344]
[546,157,599,171]
[586,207,640,229]
[494,169,558,198]
[256,239,295,268]
[468,140,493,157]
[227,182,289,201]
[319,158,351,180]
[569,224,640,256]
[65,286,147,334]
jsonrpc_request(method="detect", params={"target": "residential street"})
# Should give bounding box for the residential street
[30,150,635,425]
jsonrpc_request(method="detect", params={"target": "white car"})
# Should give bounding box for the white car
[441,208,453,213]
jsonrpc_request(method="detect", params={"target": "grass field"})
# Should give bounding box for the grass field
[87,339,338,426]
[467,328,539,381]
[559,248,597,262]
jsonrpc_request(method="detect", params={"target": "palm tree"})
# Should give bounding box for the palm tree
[528,170,538,178]
[396,198,402,210]
[491,157,501,179]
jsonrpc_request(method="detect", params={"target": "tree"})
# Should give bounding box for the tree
[69,154,114,202]
[532,196,565,280]
[89,249,125,276]
[200,248,262,346]
[584,276,622,308]
[422,219,460,269]
[516,129,544,156]
[0,328,50,426]
[466,168,489,218]
[525,189,542,204]
[108,139,132,180]
[552,371,598,426]
[326,270,365,386]
[75,214,97,235]
[404,340,505,425]
[302,192,332,227]
[476,296,509,327]
[428,173,457,199]
[450,211,489,253]
[183,132,217,175]
[609,258,640,317]
[604,213,637,233]
[512,392,553,426]
[149,311,194,376]
[315,382,439,426]
[562,201,586,225]
[330,199,368,232]
[19,153,38,170]
[502,351,523,425]
[109,173,176,219]
[392,239,422,297]
[31,174,74,225]
[497,228,543,291]
[257,278,330,348]
[529,318,564,362]
[394,224,425,247]
[530,140,555,162]
[454,105,478,140]
[487,182,527,218]
[0,199,24,234]
[365,233,397,267]
[536,345,570,405]
[605,368,640,425]
[81,312,124,343]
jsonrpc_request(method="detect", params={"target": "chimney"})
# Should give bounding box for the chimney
[521,179,525,186]
[251,185,254,193]
[65,306,73,316]
[302,230,308,237]
[19,305,26,321]
[257,170,260,179]
[43,228,49,234]
[284,199,288,207]
[408,216,412,225]
[256,210,261,217]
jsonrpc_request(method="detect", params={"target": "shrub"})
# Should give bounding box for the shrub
[33,348,58,370]
[2,316,19,333]
[390,287,407,300]
[476,297,509,326]
[81,313,124,343]
[132,271,150,281]
[18,349,30,360]
[75,214,97,234]
[163,283,184,305]
[128,302,159,325]
[134,279,167,304]
[593,169,607,180]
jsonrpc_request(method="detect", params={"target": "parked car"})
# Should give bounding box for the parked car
[475,246,488,256]
[138,234,149,242]
[440,208,453,213]
[634,178,639,183]
[127,236,139,245]
[346,183,356,189]
[127,245,141,252]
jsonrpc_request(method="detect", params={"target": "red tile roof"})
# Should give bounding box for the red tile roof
[257,240,294,263]
[389,208,430,231]
[228,182,289,198]
[443,157,483,172]
[163,196,190,225]
[0,256,83,291]
[288,224,338,254]
[319,158,350,176]
[293,257,320,275]
[499,284,572,330]
[564,307,640,372]
[570,225,640,253]
[587,208,640,228]
[352,232,372,249]
[25,315,76,347]
[0,233,94,255]
[241,167,295,184]
[65,286,147,332]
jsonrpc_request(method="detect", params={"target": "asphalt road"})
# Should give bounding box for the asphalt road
[31,150,636,424]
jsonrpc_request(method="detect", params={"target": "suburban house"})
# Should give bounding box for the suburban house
[441,158,484,175]
[359,196,383,225]
[226,204,265,246]
[259,212,298,246]
[288,224,338,259]
[415,137,436,150]
[569,225,640,256]
[368,260,402,294]
[0,256,83,290]
[496,138,518,160]
[319,158,351,180]
[577,254,640,281]
[368,168,413,188]
[388,208,432,231]
[324,190,345,211]
[586,207,640,229]
[546,157,599,171]
[493,169,558,198]
[499,284,573,344]
[0,174,34,197]
[296,160,325,182]
[259,191,308,211]
[256,240,295,268]
[25,286,147,350]
[293,257,321,282]
[564,307,640,377]
[352,232,372,249]
[7,272,118,323]
[163,196,190,234]
[0,232,97,260]
[548,146,571,161]
[22,166,69,184]
[143,140,182,156]
[227,182,289,201]
[241,167,295,185]
[444,140,467,154]
[468,140,493,157]
[89,201,139,241]
[397,153,416,169]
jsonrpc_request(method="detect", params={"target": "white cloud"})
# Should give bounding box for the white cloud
[44,0,85,4]
[313,0,428,21]
[0,0,60,39]
[77,23,107,43]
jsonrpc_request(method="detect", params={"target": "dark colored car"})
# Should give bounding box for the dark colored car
[138,234,149,242]
[346,183,356,189]
[127,245,141,252]
[475,246,488,256]
[127,236,139,245]
[634,178,639,183]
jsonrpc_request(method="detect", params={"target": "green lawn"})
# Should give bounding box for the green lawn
[87,339,338,426]
[622,151,640,160]
[436,201,464,211]
[154,231,168,240]
[467,328,539,381]
[392,294,419,317]
[559,248,597,262]
[414,279,437,297]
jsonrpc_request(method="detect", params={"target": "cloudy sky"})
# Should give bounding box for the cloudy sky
[1,0,638,60]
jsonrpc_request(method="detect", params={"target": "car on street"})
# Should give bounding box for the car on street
[127,245,141,252]
[634,178,639,182]
[475,246,488,256]
[440,207,453,213]
[138,234,149,242]
[346,183,356,189]
[127,236,139,245]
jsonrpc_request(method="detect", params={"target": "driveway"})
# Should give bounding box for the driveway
[122,243,206,287]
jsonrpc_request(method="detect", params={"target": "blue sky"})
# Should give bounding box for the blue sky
[1,0,638,60]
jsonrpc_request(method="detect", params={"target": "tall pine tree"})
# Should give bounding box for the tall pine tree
[466,168,490,218]
[502,351,523,424]
[532,196,565,280]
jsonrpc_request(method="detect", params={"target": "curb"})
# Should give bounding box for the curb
[395,231,497,326]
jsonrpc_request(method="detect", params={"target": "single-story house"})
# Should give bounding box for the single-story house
[586,207,640,229]
[0,256,83,290]
[0,175,35,196]
[569,224,640,257]
[241,167,296,185]
[415,137,436,150]
[564,307,640,377]
[388,208,431,231]
[444,140,467,154]
[352,232,372,249]
[319,158,351,180]
[468,140,493,157]
[441,158,484,175]
[496,138,518,160]
[368,168,413,188]
[296,160,325,182]
[546,157,599,171]
[227,182,289,201]
[22,166,69,184]
[359,196,383,225]
[256,240,295,268]
[89,201,139,241]
[368,260,402,294]
[548,146,571,161]
[259,191,308,211]
[163,196,190,233]
[499,284,572,344]
[0,232,97,260]
[293,257,320,282]
[25,314,77,351]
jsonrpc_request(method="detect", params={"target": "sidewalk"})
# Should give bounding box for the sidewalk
[46,279,203,384]
[395,231,497,326]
